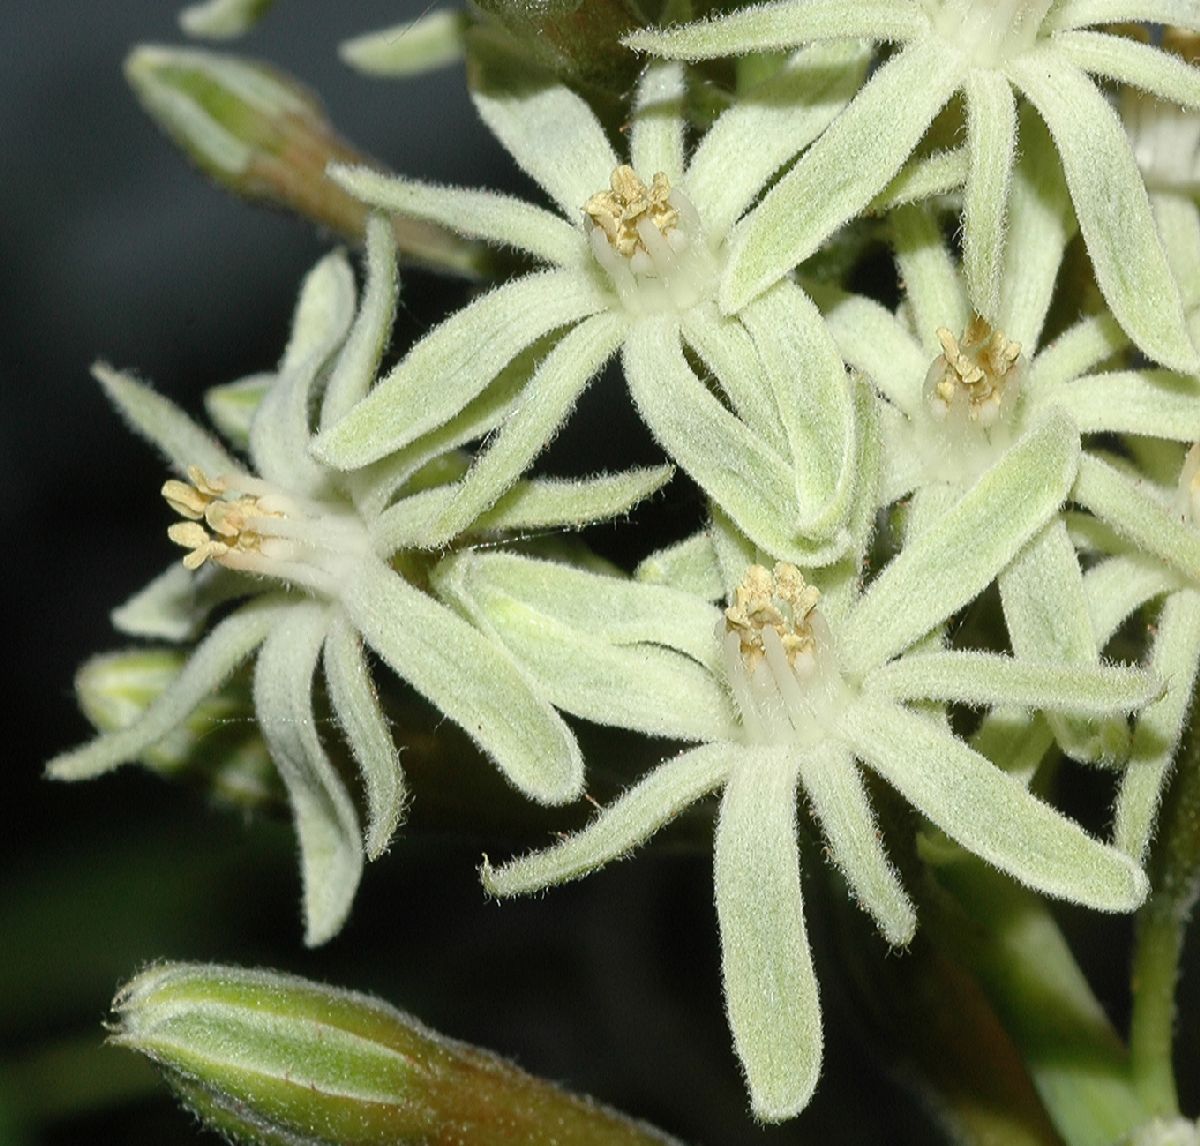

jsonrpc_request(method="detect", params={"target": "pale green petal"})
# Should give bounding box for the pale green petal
[710,506,765,599]
[1073,452,1200,585]
[250,251,356,492]
[482,742,735,896]
[870,147,967,212]
[319,215,398,430]
[963,69,1017,320]
[877,399,923,506]
[631,61,686,181]
[328,166,586,268]
[345,557,584,804]
[680,306,785,452]
[686,42,871,237]
[339,11,468,77]
[179,0,273,39]
[971,708,1056,783]
[474,467,675,536]
[715,748,821,1122]
[470,63,617,218]
[112,562,242,642]
[624,0,927,58]
[624,320,848,564]
[204,372,271,450]
[997,106,1075,352]
[891,203,969,356]
[1042,0,1200,31]
[636,530,725,600]
[1084,554,1181,648]
[1039,369,1200,441]
[1116,588,1200,859]
[845,697,1149,911]
[411,312,625,547]
[94,363,243,479]
[796,744,916,946]
[722,41,964,314]
[47,599,281,781]
[322,611,406,861]
[999,518,1126,761]
[1055,30,1200,108]
[841,410,1080,676]
[1025,310,1126,392]
[740,280,857,540]
[1006,50,1198,371]
[823,292,927,417]
[432,549,726,675]
[314,270,607,468]
[869,649,1156,714]
[254,604,362,947]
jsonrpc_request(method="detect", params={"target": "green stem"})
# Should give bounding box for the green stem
[919,832,1150,1146]
[1128,695,1200,1116]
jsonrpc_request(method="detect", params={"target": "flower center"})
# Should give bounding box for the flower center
[163,465,370,595]
[931,0,1052,67]
[583,164,716,315]
[721,563,850,747]
[926,316,1023,426]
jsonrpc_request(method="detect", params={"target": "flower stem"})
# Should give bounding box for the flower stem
[1128,697,1200,1116]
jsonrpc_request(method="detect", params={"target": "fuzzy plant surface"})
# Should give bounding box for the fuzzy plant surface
[31,2,1200,1145]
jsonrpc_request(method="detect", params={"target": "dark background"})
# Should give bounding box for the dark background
[2,4,1178,1145]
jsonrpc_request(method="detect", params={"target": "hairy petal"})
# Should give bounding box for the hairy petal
[845,698,1148,911]
[255,605,363,947]
[715,748,822,1122]
[482,742,735,895]
[1006,50,1197,371]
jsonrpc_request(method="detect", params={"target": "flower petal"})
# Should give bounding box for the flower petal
[93,363,243,479]
[962,69,1017,320]
[1116,588,1200,860]
[715,748,822,1122]
[623,0,928,57]
[482,742,734,896]
[345,557,584,804]
[1055,31,1200,108]
[328,166,586,269]
[841,410,1080,676]
[1042,0,1200,32]
[314,270,607,468]
[1084,554,1181,649]
[869,649,1156,715]
[254,604,363,946]
[890,203,969,356]
[322,610,406,861]
[319,215,398,430]
[686,42,870,237]
[823,292,927,418]
[47,599,282,781]
[636,530,724,600]
[845,697,1148,911]
[630,60,686,180]
[721,40,964,314]
[112,561,243,642]
[469,59,617,218]
[1039,369,1200,442]
[1006,49,1198,371]
[796,744,916,946]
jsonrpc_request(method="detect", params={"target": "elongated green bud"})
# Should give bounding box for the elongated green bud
[111,963,681,1146]
[124,45,485,276]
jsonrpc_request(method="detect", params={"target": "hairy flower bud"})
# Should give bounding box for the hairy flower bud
[111,963,679,1146]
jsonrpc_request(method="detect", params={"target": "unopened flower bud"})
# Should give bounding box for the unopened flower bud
[111,963,680,1146]
[125,45,485,275]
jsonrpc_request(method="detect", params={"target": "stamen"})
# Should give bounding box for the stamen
[925,315,1023,427]
[724,562,821,672]
[583,165,717,315]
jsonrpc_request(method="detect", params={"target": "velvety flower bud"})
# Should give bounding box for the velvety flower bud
[111,963,679,1146]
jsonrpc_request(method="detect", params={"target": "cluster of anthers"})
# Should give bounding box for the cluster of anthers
[725,562,823,675]
[721,563,849,748]
[926,315,1024,426]
[161,466,369,594]
[583,164,714,313]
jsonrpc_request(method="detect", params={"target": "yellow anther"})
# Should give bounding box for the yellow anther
[162,466,279,571]
[584,165,679,259]
[929,315,1022,424]
[725,562,821,670]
